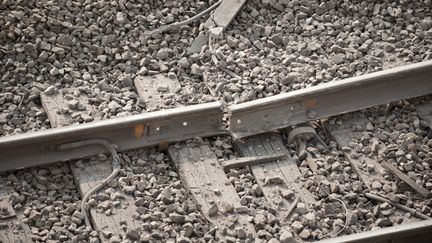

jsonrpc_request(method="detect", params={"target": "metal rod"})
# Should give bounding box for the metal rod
[144,0,223,39]
[365,193,431,220]
[220,153,287,170]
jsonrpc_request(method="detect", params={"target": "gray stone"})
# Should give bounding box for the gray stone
[190,63,202,76]
[280,231,297,243]
[116,12,125,23]
[169,212,186,224]
[209,27,224,39]
[299,229,310,239]
[44,86,58,95]
[156,48,173,60]
[178,57,189,68]
[291,221,303,232]
[295,202,307,215]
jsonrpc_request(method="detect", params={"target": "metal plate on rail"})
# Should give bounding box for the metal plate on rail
[0,102,225,172]
[228,60,432,139]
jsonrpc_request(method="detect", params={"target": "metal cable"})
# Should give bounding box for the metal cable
[144,0,222,39]
[57,139,121,227]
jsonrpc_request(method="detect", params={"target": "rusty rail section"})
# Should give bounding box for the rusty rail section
[0,102,224,171]
[0,60,432,171]
[228,60,432,138]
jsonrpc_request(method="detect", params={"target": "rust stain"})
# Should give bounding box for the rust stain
[158,141,169,151]
[134,124,145,138]
[305,98,318,109]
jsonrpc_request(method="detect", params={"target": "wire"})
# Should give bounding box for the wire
[319,185,349,237]
[144,0,223,39]
[57,139,121,227]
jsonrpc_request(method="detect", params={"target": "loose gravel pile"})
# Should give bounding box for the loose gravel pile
[342,103,432,212]
[2,164,97,242]
[80,147,212,243]
[205,0,432,103]
[320,102,432,236]
[1,147,212,243]
[285,133,357,241]
[284,126,411,241]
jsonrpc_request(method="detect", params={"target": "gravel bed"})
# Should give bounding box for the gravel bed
[1,163,96,242]
[2,103,432,242]
[210,136,296,243]
[1,0,432,242]
[1,147,213,243]
[320,102,432,235]
[207,111,432,242]
[273,106,432,242]
[210,135,371,242]
[285,131,356,241]
[204,0,432,103]
[284,125,412,241]
[1,0,432,136]
[79,147,213,243]
[0,0,216,136]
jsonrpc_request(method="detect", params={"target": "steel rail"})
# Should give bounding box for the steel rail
[228,60,432,139]
[317,219,432,243]
[1,61,432,171]
[0,102,225,171]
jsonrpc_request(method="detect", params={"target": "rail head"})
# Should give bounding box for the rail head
[228,60,432,139]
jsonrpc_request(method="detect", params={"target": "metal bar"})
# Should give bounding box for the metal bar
[228,60,432,139]
[381,161,431,198]
[220,153,287,170]
[316,219,432,243]
[0,102,225,172]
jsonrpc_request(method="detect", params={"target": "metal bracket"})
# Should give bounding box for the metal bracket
[288,126,328,149]
[0,197,16,220]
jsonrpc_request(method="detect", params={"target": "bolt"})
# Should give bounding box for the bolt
[0,206,9,216]
[307,110,318,119]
